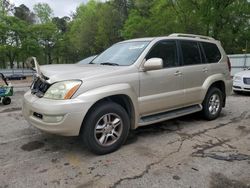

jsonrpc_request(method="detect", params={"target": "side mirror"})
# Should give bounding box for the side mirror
[143,58,163,71]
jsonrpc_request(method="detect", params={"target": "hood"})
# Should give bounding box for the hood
[40,64,125,83]
[234,70,250,77]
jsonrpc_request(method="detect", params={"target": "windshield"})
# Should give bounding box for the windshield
[91,41,149,66]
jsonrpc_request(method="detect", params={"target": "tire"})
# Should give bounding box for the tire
[81,101,130,155]
[2,97,11,105]
[202,87,223,120]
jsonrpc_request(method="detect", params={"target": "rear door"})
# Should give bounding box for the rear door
[178,40,209,105]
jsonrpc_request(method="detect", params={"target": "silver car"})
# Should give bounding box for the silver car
[22,33,232,154]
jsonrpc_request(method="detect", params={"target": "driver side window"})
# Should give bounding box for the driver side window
[146,40,178,68]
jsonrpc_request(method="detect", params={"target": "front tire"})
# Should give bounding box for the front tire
[202,87,223,120]
[81,101,130,155]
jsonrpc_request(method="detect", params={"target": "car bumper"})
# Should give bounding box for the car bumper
[233,81,250,92]
[22,91,92,136]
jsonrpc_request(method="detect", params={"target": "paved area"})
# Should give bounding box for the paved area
[0,85,250,188]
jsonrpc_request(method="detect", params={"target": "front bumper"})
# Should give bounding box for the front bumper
[233,80,250,92]
[22,90,92,136]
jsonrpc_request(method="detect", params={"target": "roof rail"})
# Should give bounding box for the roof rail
[169,33,215,41]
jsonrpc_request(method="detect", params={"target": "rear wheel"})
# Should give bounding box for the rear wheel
[2,97,11,105]
[202,87,223,120]
[81,101,130,155]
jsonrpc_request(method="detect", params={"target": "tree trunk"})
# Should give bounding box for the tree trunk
[0,57,6,68]
[48,50,52,64]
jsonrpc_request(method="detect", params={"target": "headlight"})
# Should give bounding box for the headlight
[44,80,82,100]
[233,76,241,81]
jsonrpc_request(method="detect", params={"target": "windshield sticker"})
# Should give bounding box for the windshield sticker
[129,44,145,50]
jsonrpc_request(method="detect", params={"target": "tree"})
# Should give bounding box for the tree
[52,16,70,33]
[0,0,14,17]
[122,0,250,53]
[112,0,134,22]
[121,9,150,38]
[69,0,127,59]
[69,0,99,58]
[94,2,123,51]
[1,0,249,68]
[0,15,28,68]
[33,3,53,23]
[32,22,58,64]
[14,4,35,24]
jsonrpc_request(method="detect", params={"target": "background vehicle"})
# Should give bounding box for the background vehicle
[233,67,250,94]
[0,73,13,105]
[7,74,26,80]
[23,34,232,155]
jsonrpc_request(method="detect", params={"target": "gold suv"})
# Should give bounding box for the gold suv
[22,33,232,154]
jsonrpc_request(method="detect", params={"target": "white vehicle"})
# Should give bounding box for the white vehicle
[233,67,250,93]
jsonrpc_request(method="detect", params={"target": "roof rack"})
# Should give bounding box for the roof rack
[169,33,215,41]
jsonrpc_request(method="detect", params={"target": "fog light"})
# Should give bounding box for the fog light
[43,115,64,123]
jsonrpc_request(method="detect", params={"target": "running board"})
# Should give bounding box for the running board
[139,104,202,126]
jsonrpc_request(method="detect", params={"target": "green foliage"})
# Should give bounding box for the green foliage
[0,0,14,18]
[69,0,124,58]
[33,3,53,23]
[0,16,28,68]
[14,4,35,24]
[0,0,249,68]
[123,0,250,53]
[52,16,70,33]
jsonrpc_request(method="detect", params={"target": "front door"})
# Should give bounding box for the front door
[139,40,185,116]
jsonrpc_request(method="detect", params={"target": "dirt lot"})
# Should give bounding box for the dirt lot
[0,83,250,188]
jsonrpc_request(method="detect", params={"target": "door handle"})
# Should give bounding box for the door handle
[174,71,182,76]
[202,68,208,72]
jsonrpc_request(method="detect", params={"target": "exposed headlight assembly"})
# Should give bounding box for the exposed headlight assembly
[44,80,82,100]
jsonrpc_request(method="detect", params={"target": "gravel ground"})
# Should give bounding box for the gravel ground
[0,84,250,188]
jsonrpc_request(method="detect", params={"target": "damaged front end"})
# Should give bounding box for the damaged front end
[26,57,51,98]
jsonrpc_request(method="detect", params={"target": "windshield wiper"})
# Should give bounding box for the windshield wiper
[100,62,119,66]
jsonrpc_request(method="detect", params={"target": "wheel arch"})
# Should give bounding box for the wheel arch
[80,94,137,135]
[203,77,226,107]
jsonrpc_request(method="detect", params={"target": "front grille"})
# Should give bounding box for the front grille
[31,77,50,97]
[243,77,250,85]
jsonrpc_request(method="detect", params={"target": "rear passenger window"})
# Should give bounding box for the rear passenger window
[146,40,178,68]
[180,41,201,65]
[201,42,221,63]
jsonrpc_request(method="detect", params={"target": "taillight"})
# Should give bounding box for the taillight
[227,56,231,72]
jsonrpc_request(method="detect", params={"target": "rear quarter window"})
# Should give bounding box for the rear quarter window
[201,42,221,63]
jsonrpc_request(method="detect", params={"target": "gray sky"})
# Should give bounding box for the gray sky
[11,0,88,17]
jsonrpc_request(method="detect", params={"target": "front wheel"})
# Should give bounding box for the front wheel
[81,101,130,155]
[202,87,223,120]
